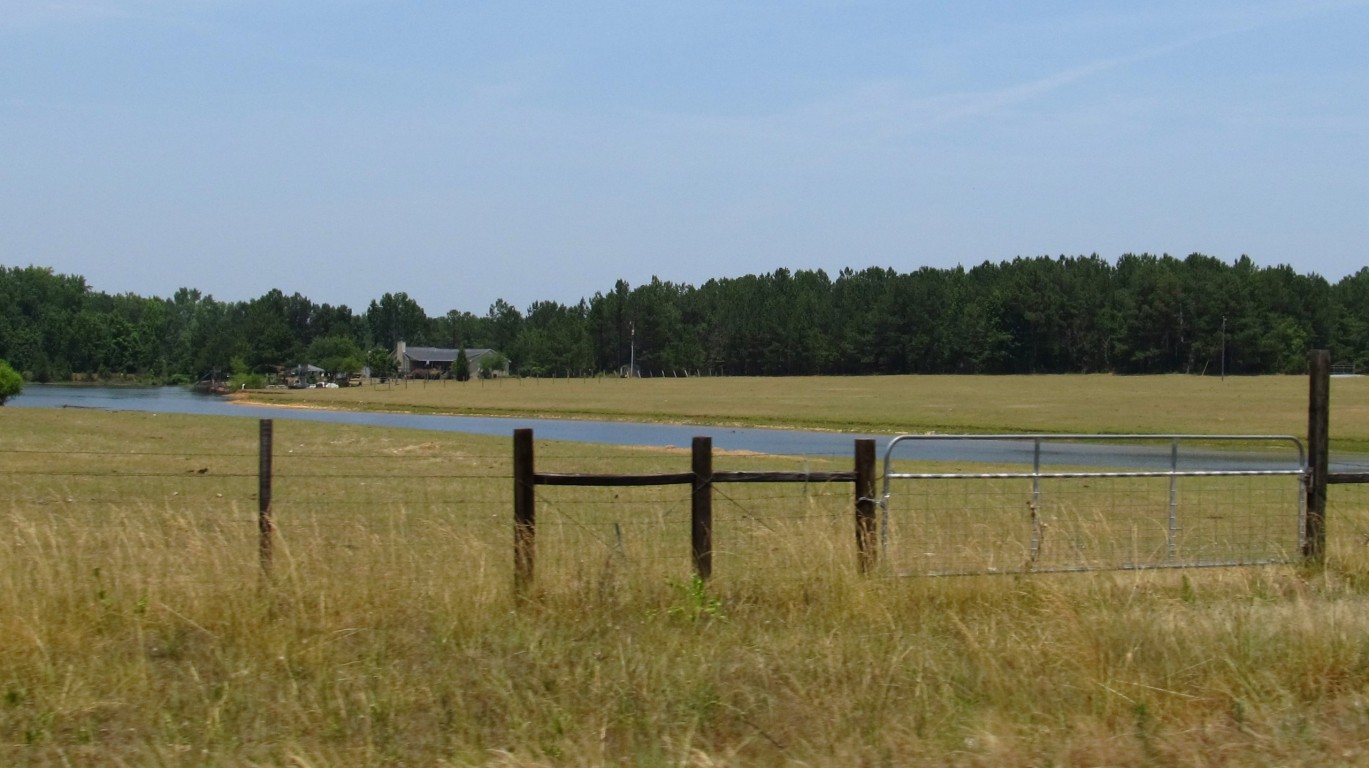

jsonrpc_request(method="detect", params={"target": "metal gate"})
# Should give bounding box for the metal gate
[879,434,1306,575]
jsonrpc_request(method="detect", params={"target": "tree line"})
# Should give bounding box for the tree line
[2,253,1366,382]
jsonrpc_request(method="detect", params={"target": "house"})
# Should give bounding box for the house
[394,341,508,378]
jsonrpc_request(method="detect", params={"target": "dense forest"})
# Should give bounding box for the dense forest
[1,253,1366,382]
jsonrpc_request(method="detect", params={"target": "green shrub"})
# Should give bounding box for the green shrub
[227,372,266,391]
[0,359,22,405]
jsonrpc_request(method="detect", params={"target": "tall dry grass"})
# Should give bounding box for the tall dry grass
[4,409,1369,765]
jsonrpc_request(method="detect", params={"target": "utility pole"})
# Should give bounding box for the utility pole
[629,321,636,378]
[1221,315,1226,381]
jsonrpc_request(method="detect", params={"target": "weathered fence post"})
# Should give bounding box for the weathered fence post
[691,436,713,581]
[513,428,536,594]
[1305,350,1330,564]
[258,419,274,576]
[854,438,878,573]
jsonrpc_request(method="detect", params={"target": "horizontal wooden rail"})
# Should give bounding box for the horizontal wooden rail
[514,428,877,593]
[534,472,694,487]
[712,470,858,484]
[533,470,859,486]
[1329,472,1369,485]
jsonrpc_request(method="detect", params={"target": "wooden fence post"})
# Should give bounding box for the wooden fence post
[854,438,878,573]
[692,436,713,581]
[513,428,536,594]
[1305,350,1329,564]
[258,419,274,576]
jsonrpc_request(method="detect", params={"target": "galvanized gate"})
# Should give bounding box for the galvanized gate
[879,434,1306,575]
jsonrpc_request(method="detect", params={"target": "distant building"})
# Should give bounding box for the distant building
[284,363,325,389]
[394,341,507,378]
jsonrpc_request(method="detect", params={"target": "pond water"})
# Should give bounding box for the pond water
[9,384,1346,472]
[10,384,886,457]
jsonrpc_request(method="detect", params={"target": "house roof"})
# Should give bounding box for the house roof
[401,347,496,364]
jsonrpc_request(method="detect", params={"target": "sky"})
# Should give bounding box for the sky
[3,1,1368,317]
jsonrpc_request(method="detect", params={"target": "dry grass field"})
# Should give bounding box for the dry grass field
[241,373,1369,450]
[4,375,1369,765]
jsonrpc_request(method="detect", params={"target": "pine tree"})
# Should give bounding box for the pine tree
[456,346,470,381]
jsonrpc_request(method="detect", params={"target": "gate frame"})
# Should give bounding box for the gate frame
[878,433,1307,574]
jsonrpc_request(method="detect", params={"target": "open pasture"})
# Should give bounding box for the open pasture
[242,372,1369,450]
[4,397,1369,764]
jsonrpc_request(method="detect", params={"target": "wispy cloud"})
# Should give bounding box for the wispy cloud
[735,0,1369,149]
[937,0,1369,121]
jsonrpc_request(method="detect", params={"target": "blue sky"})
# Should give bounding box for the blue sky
[4,1,1367,316]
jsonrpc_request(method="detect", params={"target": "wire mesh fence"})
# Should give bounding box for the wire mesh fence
[0,421,516,595]
[8,417,1369,593]
[882,473,1304,576]
[523,441,867,589]
[0,446,257,512]
[0,443,261,594]
[1328,481,1369,565]
[0,420,869,593]
[879,434,1308,576]
[526,475,861,588]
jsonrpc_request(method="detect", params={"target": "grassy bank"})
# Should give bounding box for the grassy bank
[5,408,1369,765]
[239,373,1369,450]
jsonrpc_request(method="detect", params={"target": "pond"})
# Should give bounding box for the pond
[10,383,885,457]
[9,384,1339,471]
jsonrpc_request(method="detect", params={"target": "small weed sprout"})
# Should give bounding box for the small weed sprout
[667,575,725,623]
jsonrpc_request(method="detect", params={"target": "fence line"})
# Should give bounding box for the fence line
[510,428,877,592]
[6,349,1369,593]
